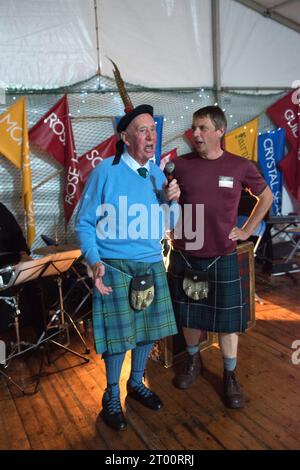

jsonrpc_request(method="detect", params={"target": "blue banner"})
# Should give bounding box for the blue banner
[258,128,286,215]
[115,115,164,166]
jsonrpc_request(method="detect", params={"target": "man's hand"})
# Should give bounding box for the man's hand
[228,226,250,242]
[92,262,113,295]
[163,179,180,202]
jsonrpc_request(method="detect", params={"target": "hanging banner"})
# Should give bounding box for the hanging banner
[159,148,178,171]
[29,94,82,222]
[114,115,164,165]
[154,115,164,165]
[267,89,300,202]
[77,134,117,184]
[267,89,299,152]
[184,128,194,149]
[224,118,259,161]
[258,129,285,215]
[0,97,35,246]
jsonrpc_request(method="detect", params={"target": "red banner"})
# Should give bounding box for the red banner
[159,148,178,171]
[29,95,82,221]
[78,134,117,184]
[184,128,194,149]
[267,89,300,201]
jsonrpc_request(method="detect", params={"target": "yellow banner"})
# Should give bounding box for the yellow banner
[224,118,259,162]
[0,98,35,246]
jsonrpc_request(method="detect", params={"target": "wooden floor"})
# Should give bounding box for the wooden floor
[1,271,300,450]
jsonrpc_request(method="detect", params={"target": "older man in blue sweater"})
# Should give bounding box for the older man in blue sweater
[75,104,180,431]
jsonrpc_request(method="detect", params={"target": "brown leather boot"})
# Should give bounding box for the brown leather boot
[223,369,245,409]
[174,352,203,389]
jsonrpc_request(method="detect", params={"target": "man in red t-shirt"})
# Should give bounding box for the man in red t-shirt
[167,106,273,408]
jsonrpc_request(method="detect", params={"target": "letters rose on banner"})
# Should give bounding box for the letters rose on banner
[29,95,83,222]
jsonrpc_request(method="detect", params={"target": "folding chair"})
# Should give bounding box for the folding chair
[284,227,300,262]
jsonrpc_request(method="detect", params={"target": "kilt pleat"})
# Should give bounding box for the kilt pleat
[93,259,177,354]
[167,250,247,333]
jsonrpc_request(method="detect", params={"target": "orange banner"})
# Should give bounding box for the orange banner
[0,97,35,246]
[224,118,258,162]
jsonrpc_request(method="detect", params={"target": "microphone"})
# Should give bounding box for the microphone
[164,161,175,186]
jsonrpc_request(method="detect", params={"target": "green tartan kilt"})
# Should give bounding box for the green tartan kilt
[93,259,177,355]
[167,250,247,333]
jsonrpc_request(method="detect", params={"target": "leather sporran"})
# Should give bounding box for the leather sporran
[130,273,155,310]
[183,267,209,301]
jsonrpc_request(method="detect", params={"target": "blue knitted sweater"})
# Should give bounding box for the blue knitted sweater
[75,156,178,266]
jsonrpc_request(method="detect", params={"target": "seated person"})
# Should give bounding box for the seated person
[0,202,45,340]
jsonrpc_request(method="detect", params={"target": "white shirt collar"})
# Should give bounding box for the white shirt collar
[122,150,150,173]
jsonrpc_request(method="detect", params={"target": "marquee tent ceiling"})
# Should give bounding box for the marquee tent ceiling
[0,0,300,90]
[237,0,300,34]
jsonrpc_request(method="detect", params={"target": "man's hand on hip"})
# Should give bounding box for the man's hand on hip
[228,226,250,242]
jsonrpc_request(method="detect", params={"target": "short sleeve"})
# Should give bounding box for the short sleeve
[242,161,268,196]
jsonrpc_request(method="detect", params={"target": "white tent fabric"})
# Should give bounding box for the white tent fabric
[236,0,300,34]
[0,0,98,89]
[221,0,300,88]
[99,0,213,88]
[1,0,300,90]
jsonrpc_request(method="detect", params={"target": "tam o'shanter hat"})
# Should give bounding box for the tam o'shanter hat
[108,58,153,165]
[116,104,153,133]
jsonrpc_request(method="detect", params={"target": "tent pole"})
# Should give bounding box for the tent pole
[94,0,102,76]
[211,0,221,103]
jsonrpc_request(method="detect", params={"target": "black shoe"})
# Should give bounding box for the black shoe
[174,352,203,389]
[223,368,245,409]
[102,408,127,431]
[127,382,163,410]
[101,389,127,431]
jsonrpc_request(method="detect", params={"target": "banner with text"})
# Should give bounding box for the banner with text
[258,129,285,215]
[267,89,300,202]
[29,95,82,221]
[78,134,117,184]
[224,118,259,162]
[0,97,35,246]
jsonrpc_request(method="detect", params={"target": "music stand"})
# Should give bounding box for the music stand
[0,256,53,352]
[0,255,54,394]
[41,249,90,357]
[0,251,89,394]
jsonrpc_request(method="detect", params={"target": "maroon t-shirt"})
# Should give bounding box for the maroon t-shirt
[172,151,267,257]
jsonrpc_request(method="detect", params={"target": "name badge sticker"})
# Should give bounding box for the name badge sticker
[219,176,233,188]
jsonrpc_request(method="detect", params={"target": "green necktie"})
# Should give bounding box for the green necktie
[137,167,148,178]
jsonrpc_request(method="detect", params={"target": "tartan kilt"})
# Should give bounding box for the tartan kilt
[93,259,177,355]
[167,249,247,333]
